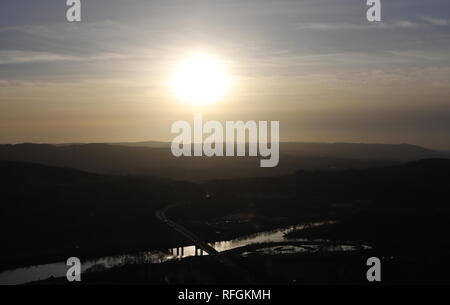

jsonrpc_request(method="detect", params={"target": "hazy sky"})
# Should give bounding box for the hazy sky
[1,0,449,149]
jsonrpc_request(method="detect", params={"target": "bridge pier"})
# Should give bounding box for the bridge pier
[156,205,255,284]
[194,246,204,256]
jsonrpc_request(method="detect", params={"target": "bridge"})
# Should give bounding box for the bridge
[156,204,255,283]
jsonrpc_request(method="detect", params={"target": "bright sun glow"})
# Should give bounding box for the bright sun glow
[170,54,231,106]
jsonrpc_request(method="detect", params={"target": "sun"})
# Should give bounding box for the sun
[170,53,231,106]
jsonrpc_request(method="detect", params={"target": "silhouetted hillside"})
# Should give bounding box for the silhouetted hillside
[203,158,450,208]
[172,158,450,282]
[2,158,450,284]
[281,142,442,160]
[0,161,203,270]
[0,142,444,181]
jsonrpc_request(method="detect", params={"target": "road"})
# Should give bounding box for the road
[156,203,256,284]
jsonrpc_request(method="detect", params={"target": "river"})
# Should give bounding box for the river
[0,220,370,285]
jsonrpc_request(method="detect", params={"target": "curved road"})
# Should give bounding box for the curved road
[156,204,255,284]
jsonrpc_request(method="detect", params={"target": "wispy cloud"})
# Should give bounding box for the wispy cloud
[301,20,419,31]
[420,16,450,26]
[0,50,127,65]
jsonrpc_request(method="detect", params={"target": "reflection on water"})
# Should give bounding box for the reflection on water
[241,243,372,257]
[212,221,337,253]
[0,251,172,285]
[0,220,368,285]
[167,221,338,258]
[242,245,317,256]
[168,245,209,258]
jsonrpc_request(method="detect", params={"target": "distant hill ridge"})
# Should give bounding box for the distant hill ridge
[36,141,443,160]
[0,142,446,181]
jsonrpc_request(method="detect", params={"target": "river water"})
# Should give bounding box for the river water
[0,221,369,285]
